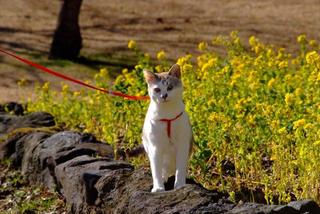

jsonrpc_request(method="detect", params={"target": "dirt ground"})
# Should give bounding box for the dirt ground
[0,0,319,102]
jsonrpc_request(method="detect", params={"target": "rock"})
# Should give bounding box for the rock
[1,121,113,189]
[19,112,55,129]
[229,203,279,214]
[271,205,299,214]
[95,167,233,214]
[0,112,55,135]
[192,199,235,214]
[20,131,54,184]
[0,131,29,160]
[288,200,320,214]
[224,199,320,214]
[55,155,132,213]
[15,131,52,168]
[27,131,113,189]
[54,142,114,165]
[0,102,24,116]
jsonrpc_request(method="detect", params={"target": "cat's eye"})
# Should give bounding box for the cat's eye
[167,85,173,91]
[154,88,161,93]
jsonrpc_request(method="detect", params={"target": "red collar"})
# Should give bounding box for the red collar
[159,111,183,139]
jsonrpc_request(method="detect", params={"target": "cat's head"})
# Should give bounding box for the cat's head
[143,64,183,104]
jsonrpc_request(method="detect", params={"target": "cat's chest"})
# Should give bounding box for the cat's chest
[145,115,187,141]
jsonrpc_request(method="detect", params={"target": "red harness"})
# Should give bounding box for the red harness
[159,111,183,139]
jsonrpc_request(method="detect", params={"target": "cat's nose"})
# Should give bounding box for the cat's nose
[161,93,168,99]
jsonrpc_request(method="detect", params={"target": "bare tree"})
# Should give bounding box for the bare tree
[49,0,83,60]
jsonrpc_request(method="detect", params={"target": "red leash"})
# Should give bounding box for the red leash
[0,48,149,101]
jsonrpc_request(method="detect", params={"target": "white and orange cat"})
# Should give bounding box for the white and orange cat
[142,64,193,192]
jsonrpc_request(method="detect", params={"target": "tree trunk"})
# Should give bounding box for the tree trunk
[49,0,83,60]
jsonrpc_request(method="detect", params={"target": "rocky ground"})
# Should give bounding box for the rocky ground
[1,103,320,213]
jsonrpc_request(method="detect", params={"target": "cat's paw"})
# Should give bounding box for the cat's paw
[174,183,186,190]
[151,186,165,193]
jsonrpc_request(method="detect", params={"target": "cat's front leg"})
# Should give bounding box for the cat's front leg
[174,142,190,189]
[149,147,165,192]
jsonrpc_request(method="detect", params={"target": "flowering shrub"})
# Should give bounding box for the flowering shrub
[28,32,320,204]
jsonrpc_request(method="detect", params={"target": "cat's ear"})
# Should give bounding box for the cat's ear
[168,64,181,79]
[143,69,158,84]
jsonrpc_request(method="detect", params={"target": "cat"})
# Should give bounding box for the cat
[142,64,193,193]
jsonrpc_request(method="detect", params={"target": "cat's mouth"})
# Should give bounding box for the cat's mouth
[159,99,170,103]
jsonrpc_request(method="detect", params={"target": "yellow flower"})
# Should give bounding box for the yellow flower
[127,40,137,50]
[278,61,288,69]
[306,51,319,64]
[212,35,224,45]
[276,48,286,60]
[201,63,211,73]
[270,120,280,129]
[254,45,262,54]
[134,64,143,70]
[297,34,306,44]
[291,58,299,65]
[18,78,27,87]
[177,54,192,66]
[266,49,274,58]
[293,119,305,129]
[209,112,219,122]
[144,53,150,61]
[207,99,216,106]
[235,98,248,110]
[249,82,258,90]
[42,82,50,92]
[73,91,80,97]
[62,84,69,93]
[209,112,226,124]
[233,37,240,45]
[314,141,320,146]
[278,127,287,134]
[264,105,273,115]
[249,36,257,47]
[183,64,193,72]
[247,114,256,125]
[309,40,317,47]
[201,58,217,73]
[115,75,124,85]
[198,42,208,51]
[98,68,107,77]
[89,98,94,105]
[155,65,163,73]
[267,78,276,88]
[294,88,302,96]
[157,50,166,60]
[304,123,314,130]
[247,71,257,83]
[285,93,294,105]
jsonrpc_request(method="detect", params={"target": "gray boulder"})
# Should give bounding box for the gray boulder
[55,155,133,213]
[0,111,55,136]
[26,131,114,189]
